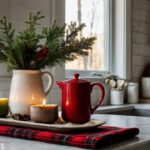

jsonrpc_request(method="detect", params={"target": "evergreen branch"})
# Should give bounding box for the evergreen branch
[0,16,15,45]
[0,12,96,71]
[61,22,85,47]
[14,41,25,68]
[25,11,45,31]
[42,21,65,47]
[0,50,7,62]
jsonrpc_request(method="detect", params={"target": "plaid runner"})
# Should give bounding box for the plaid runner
[0,125,139,149]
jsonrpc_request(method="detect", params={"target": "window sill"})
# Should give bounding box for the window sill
[66,70,111,79]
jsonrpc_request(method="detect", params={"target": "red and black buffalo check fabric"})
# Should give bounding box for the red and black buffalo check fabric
[0,125,139,149]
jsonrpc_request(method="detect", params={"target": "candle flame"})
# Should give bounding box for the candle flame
[31,94,34,100]
[43,99,46,106]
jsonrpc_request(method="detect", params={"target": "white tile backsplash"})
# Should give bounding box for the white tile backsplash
[132,21,150,34]
[47,86,61,105]
[132,32,150,44]
[132,66,144,78]
[132,44,150,57]
[0,90,5,97]
[132,0,150,82]
[132,0,141,9]
[132,55,144,66]
[132,9,142,22]
[141,0,150,10]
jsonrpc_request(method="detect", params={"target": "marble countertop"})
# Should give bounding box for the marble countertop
[96,103,150,113]
[1,104,150,150]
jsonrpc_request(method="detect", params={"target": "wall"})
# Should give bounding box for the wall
[132,0,150,82]
[0,0,62,104]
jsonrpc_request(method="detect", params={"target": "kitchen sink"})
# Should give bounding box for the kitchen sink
[102,109,150,117]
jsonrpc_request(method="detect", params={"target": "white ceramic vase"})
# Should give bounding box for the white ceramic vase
[9,70,53,115]
[127,82,139,104]
[110,89,124,105]
[142,77,150,98]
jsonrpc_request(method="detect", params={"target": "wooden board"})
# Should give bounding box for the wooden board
[0,117,106,133]
[139,99,150,103]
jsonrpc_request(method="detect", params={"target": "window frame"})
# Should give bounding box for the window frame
[65,0,113,78]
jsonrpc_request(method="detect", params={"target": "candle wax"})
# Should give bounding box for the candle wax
[0,98,9,117]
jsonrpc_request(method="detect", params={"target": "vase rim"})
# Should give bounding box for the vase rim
[13,70,41,74]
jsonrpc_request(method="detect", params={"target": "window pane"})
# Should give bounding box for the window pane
[65,0,106,71]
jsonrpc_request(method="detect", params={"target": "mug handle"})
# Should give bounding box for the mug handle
[41,71,54,96]
[90,83,105,114]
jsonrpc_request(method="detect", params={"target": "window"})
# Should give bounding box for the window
[65,0,111,77]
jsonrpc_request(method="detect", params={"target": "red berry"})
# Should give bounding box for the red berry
[37,47,48,60]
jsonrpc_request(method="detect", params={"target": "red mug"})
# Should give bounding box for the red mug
[57,73,105,124]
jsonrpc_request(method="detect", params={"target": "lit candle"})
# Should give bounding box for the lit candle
[30,99,58,123]
[0,98,9,117]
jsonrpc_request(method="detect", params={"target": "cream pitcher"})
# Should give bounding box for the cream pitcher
[9,70,53,115]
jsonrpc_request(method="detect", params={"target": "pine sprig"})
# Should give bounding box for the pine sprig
[0,11,96,71]
[25,11,45,31]
[62,22,86,47]
[0,16,19,70]
[15,12,45,69]
[0,16,15,44]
